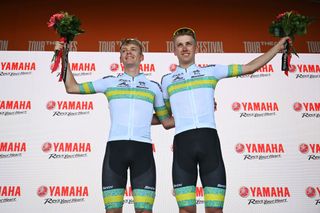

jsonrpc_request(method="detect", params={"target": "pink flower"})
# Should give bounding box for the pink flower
[47,13,64,28]
[276,12,286,20]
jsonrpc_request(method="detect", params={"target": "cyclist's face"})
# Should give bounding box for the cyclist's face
[120,44,143,66]
[173,35,196,67]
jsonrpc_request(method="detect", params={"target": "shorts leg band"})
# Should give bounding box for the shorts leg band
[204,187,225,208]
[103,188,125,209]
[175,186,196,208]
[133,189,155,210]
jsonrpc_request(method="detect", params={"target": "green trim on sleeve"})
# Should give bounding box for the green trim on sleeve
[228,64,242,77]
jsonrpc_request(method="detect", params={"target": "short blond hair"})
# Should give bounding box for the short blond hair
[172,27,196,41]
[120,38,143,54]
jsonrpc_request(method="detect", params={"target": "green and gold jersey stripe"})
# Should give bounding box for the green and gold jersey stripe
[164,99,171,114]
[167,77,218,97]
[105,88,155,104]
[155,105,169,121]
[79,82,96,94]
[228,64,242,77]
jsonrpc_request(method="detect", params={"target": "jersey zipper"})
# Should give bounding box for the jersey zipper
[128,75,136,140]
[185,68,199,128]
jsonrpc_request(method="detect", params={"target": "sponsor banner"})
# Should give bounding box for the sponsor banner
[306,41,320,53]
[305,186,320,205]
[299,143,320,160]
[0,186,21,204]
[70,62,96,77]
[0,61,36,77]
[166,41,224,53]
[28,41,78,52]
[293,102,320,119]
[109,63,156,76]
[239,186,290,205]
[286,63,320,79]
[98,40,150,52]
[0,100,32,116]
[0,142,27,159]
[236,64,275,79]
[37,185,89,205]
[243,41,278,53]
[46,100,94,117]
[0,52,319,213]
[235,143,285,160]
[41,142,92,160]
[232,101,279,118]
[124,186,133,205]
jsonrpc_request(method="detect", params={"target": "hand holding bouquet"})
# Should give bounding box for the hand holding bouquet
[269,11,313,75]
[47,11,84,81]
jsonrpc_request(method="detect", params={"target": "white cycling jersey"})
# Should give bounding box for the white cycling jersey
[79,72,169,143]
[161,64,242,135]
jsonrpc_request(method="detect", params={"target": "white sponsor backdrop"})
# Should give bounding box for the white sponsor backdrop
[0,51,319,213]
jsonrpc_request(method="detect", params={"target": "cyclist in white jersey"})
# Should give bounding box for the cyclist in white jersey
[161,27,289,213]
[55,38,174,213]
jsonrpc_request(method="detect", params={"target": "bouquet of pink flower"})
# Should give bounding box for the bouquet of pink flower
[47,11,84,81]
[269,11,313,75]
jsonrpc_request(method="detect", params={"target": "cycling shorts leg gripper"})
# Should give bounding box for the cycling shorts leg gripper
[174,186,196,208]
[133,189,155,210]
[204,187,225,208]
[103,188,125,209]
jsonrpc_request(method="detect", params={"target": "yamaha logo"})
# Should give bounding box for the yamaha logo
[46,101,56,110]
[306,187,316,198]
[239,186,249,198]
[232,102,241,111]
[299,143,309,154]
[42,142,52,153]
[169,64,177,72]
[110,63,119,72]
[293,102,303,112]
[235,143,245,153]
[37,186,48,197]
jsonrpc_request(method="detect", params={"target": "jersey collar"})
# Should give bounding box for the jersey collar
[176,64,198,73]
[123,72,145,80]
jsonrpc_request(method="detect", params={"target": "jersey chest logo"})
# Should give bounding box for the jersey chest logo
[190,69,205,78]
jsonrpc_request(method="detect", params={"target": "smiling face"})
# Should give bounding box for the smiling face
[172,27,197,68]
[173,35,197,68]
[120,39,144,68]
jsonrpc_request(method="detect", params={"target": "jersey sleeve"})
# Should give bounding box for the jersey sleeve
[210,64,243,80]
[152,81,170,122]
[79,76,114,94]
[160,74,172,113]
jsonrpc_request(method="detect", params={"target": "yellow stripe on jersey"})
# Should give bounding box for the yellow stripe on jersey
[228,64,242,77]
[167,77,218,97]
[79,82,96,94]
[105,88,155,103]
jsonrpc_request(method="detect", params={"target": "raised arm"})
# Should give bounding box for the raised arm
[54,41,81,94]
[242,37,290,75]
